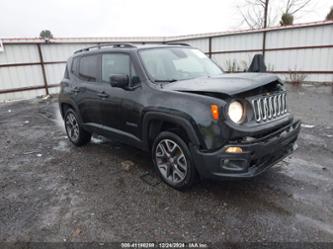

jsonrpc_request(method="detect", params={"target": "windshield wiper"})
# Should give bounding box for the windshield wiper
[154,79,178,83]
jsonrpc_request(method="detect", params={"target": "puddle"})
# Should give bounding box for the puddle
[53,140,70,152]
[301,124,315,129]
[53,110,66,132]
[280,157,333,186]
[300,133,327,147]
[292,192,332,213]
[91,135,107,144]
[296,214,333,235]
[289,157,330,171]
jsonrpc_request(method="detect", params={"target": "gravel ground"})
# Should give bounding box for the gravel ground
[0,84,332,244]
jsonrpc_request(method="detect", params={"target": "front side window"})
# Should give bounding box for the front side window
[139,47,223,83]
[102,53,140,86]
[79,55,97,81]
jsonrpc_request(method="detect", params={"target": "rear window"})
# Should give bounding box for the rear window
[79,55,98,81]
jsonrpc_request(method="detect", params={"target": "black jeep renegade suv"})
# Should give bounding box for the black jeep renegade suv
[59,43,301,190]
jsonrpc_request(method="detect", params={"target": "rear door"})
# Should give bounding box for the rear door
[74,54,104,126]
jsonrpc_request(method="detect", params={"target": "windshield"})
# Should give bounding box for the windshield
[139,47,223,82]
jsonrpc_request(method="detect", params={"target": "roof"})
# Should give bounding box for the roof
[1,20,332,44]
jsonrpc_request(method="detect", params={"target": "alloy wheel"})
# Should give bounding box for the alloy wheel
[65,112,80,142]
[155,139,188,185]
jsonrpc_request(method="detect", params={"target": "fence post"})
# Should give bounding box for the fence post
[208,37,212,58]
[262,0,269,59]
[262,30,267,59]
[37,43,49,95]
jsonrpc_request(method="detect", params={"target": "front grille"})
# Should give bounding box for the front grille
[251,92,288,123]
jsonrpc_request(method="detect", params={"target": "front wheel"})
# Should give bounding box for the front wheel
[152,131,198,190]
[64,108,91,146]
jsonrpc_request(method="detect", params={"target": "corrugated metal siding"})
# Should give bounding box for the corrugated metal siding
[212,52,258,71]
[49,86,60,95]
[0,21,332,101]
[0,44,39,64]
[265,48,333,71]
[41,43,96,62]
[266,25,333,48]
[0,65,43,90]
[212,33,263,51]
[275,73,333,83]
[44,63,66,84]
[1,89,46,101]
[178,38,209,53]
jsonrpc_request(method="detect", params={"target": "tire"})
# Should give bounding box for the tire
[64,108,91,146]
[152,131,198,190]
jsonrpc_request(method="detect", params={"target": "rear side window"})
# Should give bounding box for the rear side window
[71,57,79,76]
[64,65,69,79]
[79,55,98,81]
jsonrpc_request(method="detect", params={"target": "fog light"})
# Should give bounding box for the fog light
[225,146,243,153]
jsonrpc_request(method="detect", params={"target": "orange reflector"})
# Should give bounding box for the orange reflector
[210,104,219,121]
[225,147,243,153]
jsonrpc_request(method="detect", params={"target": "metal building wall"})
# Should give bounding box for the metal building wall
[41,43,98,97]
[0,43,93,101]
[0,44,44,100]
[0,38,160,101]
[265,24,333,82]
[0,21,332,101]
[177,22,333,82]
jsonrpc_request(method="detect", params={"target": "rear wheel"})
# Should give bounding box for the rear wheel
[152,131,197,190]
[64,108,91,146]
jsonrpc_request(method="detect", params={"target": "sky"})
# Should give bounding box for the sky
[0,0,332,38]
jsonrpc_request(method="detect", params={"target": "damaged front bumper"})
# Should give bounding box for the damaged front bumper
[191,120,301,179]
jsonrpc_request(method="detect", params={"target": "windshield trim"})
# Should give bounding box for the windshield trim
[137,46,224,84]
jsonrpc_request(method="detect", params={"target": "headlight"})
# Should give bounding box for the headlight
[228,101,244,124]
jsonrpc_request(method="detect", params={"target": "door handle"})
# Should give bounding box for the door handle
[97,91,109,98]
[71,87,80,94]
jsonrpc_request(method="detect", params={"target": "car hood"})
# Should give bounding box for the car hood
[163,73,281,96]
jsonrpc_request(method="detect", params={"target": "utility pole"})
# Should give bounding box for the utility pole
[262,0,269,59]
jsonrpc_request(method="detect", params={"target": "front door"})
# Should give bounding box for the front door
[98,52,143,140]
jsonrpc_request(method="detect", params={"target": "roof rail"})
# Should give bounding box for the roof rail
[164,42,191,46]
[74,43,137,54]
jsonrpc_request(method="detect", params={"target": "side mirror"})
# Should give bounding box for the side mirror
[110,74,129,88]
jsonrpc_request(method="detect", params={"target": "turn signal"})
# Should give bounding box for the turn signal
[225,146,243,153]
[210,104,219,121]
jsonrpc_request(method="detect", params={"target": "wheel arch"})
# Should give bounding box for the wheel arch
[59,100,83,123]
[142,111,203,151]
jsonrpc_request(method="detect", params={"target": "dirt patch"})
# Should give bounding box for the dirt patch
[0,86,333,242]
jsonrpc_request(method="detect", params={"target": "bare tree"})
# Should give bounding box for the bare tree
[238,0,270,29]
[238,0,314,29]
[280,0,313,26]
[326,6,333,20]
[283,0,312,15]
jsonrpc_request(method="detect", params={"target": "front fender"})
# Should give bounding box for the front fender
[141,109,204,150]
